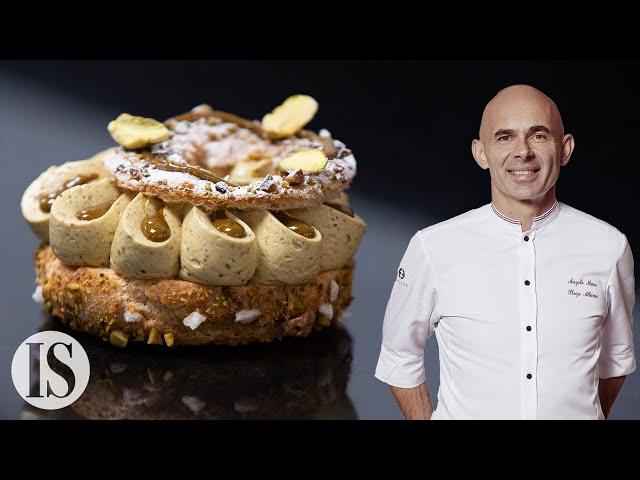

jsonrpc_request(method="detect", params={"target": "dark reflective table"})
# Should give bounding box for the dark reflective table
[22,319,357,420]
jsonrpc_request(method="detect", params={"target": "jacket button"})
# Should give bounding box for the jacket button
[524,280,530,286]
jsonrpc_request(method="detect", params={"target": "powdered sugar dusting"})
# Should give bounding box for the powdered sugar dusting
[105,107,356,210]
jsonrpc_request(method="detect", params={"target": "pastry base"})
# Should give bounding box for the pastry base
[35,245,354,347]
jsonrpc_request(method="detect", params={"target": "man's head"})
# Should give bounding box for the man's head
[471,84,575,203]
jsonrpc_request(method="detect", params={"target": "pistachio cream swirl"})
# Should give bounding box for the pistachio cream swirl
[179,207,257,286]
[234,209,322,285]
[20,149,113,242]
[110,194,182,279]
[286,202,366,270]
[49,178,133,267]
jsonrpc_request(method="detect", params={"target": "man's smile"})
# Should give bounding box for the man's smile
[507,167,541,181]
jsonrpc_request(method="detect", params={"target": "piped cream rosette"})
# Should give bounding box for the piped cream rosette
[110,194,182,279]
[286,202,366,271]
[179,207,257,286]
[20,149,114,242]
[49,178,133,267]
[234,209,322,285]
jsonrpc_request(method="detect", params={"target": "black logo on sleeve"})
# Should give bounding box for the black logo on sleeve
[396,268,408,287]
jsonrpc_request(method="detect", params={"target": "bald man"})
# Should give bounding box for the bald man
[375,85,636,420]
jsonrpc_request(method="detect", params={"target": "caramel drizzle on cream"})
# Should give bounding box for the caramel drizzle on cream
[208,210,246,238]
[141,198,171,242]
[75,199,115,221]
[40,173,99,213]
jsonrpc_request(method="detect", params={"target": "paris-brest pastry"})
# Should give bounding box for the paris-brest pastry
[21,96,366,347]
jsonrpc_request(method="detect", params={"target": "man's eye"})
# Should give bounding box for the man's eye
[532,134,547,141]
[497,135,512,142]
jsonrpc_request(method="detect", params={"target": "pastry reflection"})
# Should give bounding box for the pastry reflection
[22,317,357,420]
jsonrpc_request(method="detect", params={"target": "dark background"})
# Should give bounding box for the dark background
[1,60,638,419]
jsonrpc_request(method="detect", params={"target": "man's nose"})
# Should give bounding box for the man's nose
[512,136,533,160]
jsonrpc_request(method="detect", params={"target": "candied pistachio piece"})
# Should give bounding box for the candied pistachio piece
[261,95,318,139]
[285,168,305,185]
[279,149,328,174]
[318,316,331,328]
[107,113,170,149]
[258,174,277,192]
[147,327,163,345]
[110,330,129,348]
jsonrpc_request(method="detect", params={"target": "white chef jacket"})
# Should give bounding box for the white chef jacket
[375,200,636,420]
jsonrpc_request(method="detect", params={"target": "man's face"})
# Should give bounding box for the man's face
[472,91,574,202]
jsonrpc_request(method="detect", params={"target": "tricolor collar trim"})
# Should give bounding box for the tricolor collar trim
[490,200,560,232]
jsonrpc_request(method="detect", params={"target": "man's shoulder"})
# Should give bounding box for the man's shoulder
[417,204,491,240]
[558,202,626,244]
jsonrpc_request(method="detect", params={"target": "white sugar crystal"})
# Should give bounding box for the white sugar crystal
[330,280,340,302]
[318,368,332,387]
[182,395,206,413]
[234,398,259,413]
[122,388,142,402]
[110,363,128,374]
[326,384,337,402]
[319,303,334,320]
[183,310,207,330]
[191,104,212,113]
[21,411,42,420]
[336,309,352,324]
[32,286,43,303]
[124,311,144,323]
[235,309,261,324]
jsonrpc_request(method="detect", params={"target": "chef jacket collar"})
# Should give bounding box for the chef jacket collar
[490,199,560,234]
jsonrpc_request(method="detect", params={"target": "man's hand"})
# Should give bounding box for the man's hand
[390,382,434,420]
[598,375,626,419]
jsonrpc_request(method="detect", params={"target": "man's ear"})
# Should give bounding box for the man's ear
[471,139,489,170]
[560,134,575,167]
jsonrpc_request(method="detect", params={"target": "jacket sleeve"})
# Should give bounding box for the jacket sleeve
[598,234,636,378]
[375,231,440,388]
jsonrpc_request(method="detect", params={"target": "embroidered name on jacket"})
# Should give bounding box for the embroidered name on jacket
[567,276,599,298]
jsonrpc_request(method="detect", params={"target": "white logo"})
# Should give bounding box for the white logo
[11,331,90,410]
